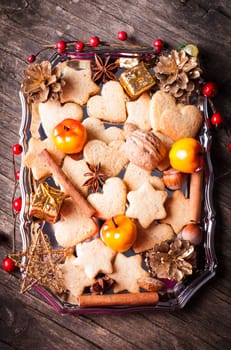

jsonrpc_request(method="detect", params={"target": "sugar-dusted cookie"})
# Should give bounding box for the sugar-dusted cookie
[150,91,203,140]
[87,81,127,123]
[60,63,99,105]
[74,238,116,279]
[108,253,149,293]
[53,197,98,248]
[83,118,125,144]
[83,139,128,177]
[23,137,65,180]
[126,182,167,228]
[133,222,175,253]
[87,177,127,219]
[38,100,83,137]
[124,162,165,191]
[160,190,191,233]
[126,92,151,130]
[59,255,95,303]
[61,156,89,197]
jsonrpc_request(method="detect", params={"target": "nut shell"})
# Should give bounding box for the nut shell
[125,129,167,171]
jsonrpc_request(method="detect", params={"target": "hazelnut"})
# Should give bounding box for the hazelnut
[181,224,203,245]
[162,168,187,190]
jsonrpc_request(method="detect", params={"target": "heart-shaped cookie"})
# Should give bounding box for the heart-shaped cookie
[83,118,125,144]
[150,91,203,140]
[87,81,127,123]
[87,177,127,219]
[83,139,128,176]
[39,100,83,137]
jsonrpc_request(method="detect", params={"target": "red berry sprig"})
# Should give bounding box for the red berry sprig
[203,83,231,151]
[75,41,84,51]
[118,31,127,41]
[89,36,100,47]
[55,40,67,53]
[153,39,164,54]
[2,257,16,273]
[202,82,218,98]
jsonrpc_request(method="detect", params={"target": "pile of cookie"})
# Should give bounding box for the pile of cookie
[21,47,204,307]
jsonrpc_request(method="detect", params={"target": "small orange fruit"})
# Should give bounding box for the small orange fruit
[100,215,137,252]
[169,138,204,174]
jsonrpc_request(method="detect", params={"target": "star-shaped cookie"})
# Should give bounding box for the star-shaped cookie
[60,64,99,106]
[74,239,116,279]
[59,255,95,303]
[160,190,190,233]
[126,182,168,228]
[23,136,65,180]
[108,253,149,293]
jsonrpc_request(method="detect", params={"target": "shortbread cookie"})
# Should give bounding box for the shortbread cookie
[126,92,151,130]
[39,100,83,137]
[154,131,174,171]
[23,137,65,180]
[126,182,167,228]
[53,197,98,248]
[74,238,116,279]
[150,91,176,131]
[160,190,190,233]
[60,64,99,105]
[150,91,203,140]
[108,253,149,293]
[133,222,175,253]
[61,156,89,197]
[83,118,125,144]
[83,139,128,177]
[124,162,165,191]
[31,103,41,138]
[87,177,127,219]
[59,255,95,303]
[87,80,127,123]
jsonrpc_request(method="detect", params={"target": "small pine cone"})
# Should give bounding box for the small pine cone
[154,49,202,103]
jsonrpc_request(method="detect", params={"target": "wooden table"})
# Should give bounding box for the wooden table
[0,1,230,349]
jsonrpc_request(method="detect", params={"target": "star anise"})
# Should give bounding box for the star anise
[91,54,119,83]
[83,162,108,193]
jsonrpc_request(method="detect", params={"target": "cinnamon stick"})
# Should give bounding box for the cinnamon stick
[189,170,203,223]
[78,292,159,308]
[39,149,95,218]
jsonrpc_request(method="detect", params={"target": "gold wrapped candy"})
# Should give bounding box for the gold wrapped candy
[119,62,155,99]
[30,182,65,223]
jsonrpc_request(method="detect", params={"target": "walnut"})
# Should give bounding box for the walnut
[21,61,65,104]
[124,123,167,171]
[154,49,202,103]
[145,238,197,282]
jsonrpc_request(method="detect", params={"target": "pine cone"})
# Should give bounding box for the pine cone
[145,238,197,282]
[21,61,65,103]
[154,49,202,103]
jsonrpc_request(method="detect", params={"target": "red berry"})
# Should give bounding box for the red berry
[118,31,127,41]
[27,54,36,63]
[202,82,218,97]
[12,144,23,155]
[153,39,164,53]
[89,36,100,47]
[75,41,84,51]
[2,257,16,272]
[15,169,20,180]
[211,113,223,126]
[12,197,22,212]
[228,142,231,152]
[56,40,66,53]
